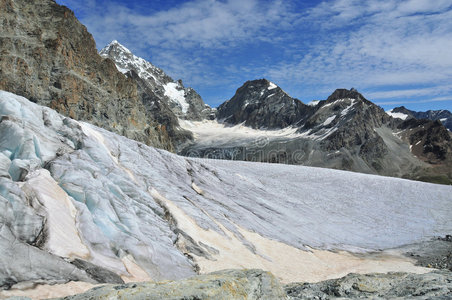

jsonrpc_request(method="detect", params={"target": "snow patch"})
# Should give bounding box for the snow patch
[164,82,189,114]
[341,99,355,116]
[323,115,336,126]
[308,100,320,106]
[386,109,409,120]
[179,119,303,147]
[114,64,130,74]
[268,82,277,90]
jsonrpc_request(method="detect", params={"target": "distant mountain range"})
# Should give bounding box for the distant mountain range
[97,42,452,184]
[387,106,452,131]
[179,80,452,184]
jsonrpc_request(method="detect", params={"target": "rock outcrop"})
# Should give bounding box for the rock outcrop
[56,269,287,300]
[0,0,174,150]
[285,270,452,299]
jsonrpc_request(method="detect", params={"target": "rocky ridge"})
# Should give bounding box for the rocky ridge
[217,79,311,129]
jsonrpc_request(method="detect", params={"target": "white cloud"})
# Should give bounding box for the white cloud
[57,0,452,108]
[69,0,296,50]
[367,85,452,99]
[268,0,452,103]
[375,96,452,106]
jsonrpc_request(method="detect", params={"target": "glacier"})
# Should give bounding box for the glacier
[0,90,451,293]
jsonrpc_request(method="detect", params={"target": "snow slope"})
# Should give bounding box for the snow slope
[1,90,451,290]
[386,109,409,120]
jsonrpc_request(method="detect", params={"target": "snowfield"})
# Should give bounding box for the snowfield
[0,90,451,293]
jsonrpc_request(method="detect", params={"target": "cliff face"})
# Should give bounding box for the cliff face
[0,0,173,150]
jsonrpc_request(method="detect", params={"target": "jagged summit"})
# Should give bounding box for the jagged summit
[325,88,368,103]
[217,79,309,129]
[105,40,131,53]
[100,40,170,83]
[100,41,213,121]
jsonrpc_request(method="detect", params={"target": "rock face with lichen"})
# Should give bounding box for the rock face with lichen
[56,269,287,300]
[0,0,176,150]
[285,270,452,299]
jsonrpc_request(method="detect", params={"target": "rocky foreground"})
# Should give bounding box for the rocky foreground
[3,269,451,299]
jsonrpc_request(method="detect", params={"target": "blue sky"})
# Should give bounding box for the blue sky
[56,0,452,112]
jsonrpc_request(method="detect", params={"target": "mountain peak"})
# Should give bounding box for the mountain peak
[244,78,279,91]
[326,88,367,102]
[100,41,213,121]
[217,79,308,129]
[100,40,133,57]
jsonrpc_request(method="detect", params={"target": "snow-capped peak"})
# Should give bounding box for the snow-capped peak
[307,100,320,107]
[100,40,168,87]
[100,41,212,119]
[103,40,132,55]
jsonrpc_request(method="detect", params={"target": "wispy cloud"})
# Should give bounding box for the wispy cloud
[62,0,296,50]
[367,85,452,99]
[375,97,452,106]
[266,0,452,107]
[57,0,452,110]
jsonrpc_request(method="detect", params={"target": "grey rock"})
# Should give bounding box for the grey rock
[69,258,125,284]
[217,79,311,129]
[56,269,287,300]
[396,118,452,184]
[400,236,452,271]
[285,270,452,299]
[127,69,193,147]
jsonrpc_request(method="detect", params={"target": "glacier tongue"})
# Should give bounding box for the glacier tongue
[0,90,452,288]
